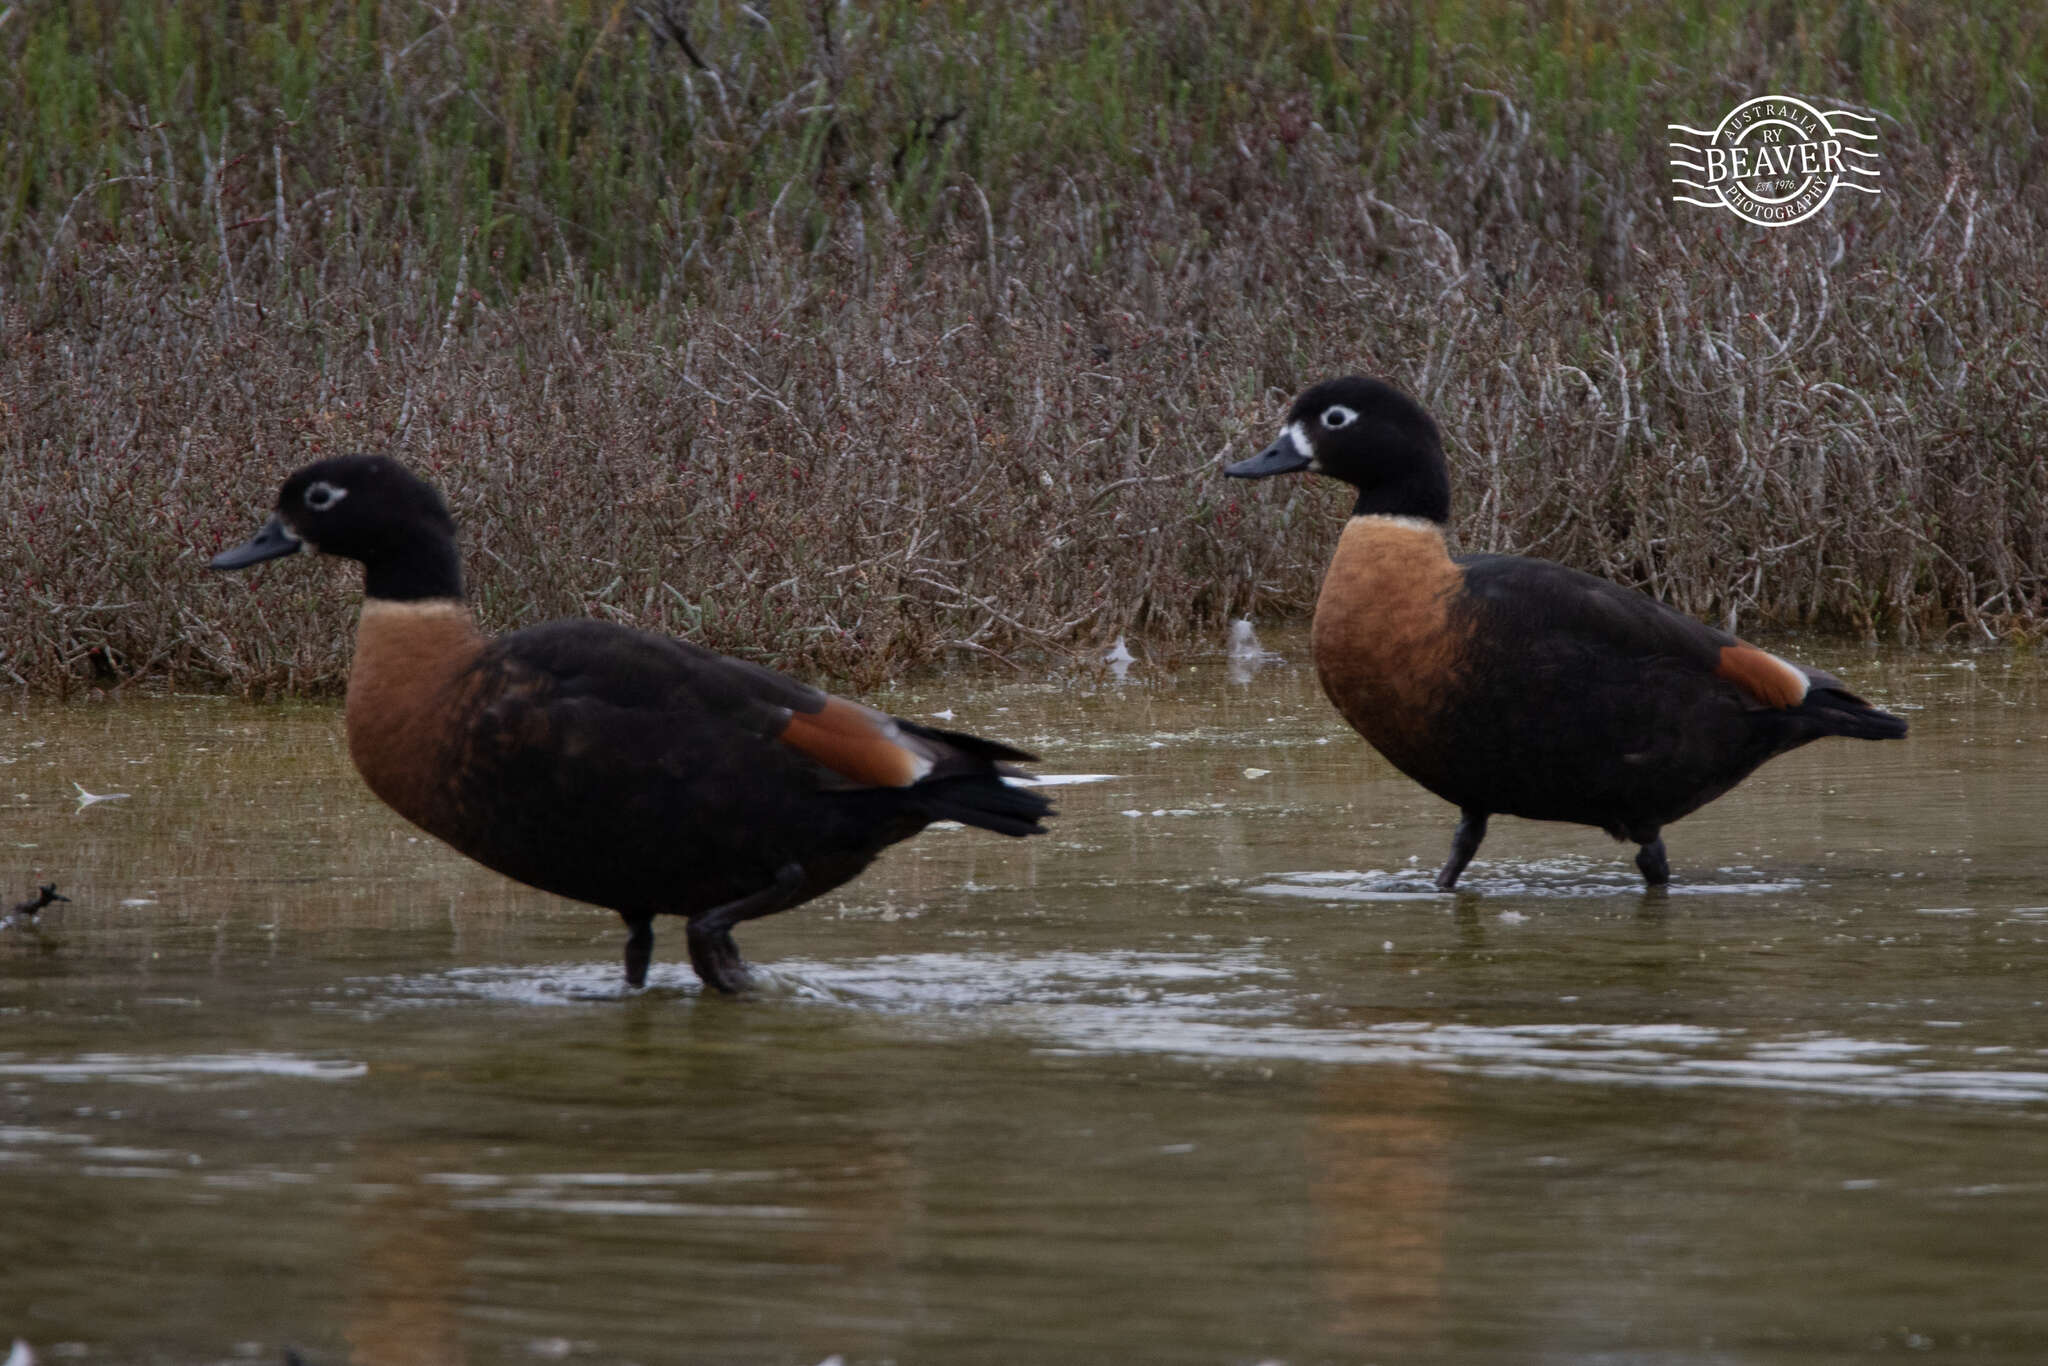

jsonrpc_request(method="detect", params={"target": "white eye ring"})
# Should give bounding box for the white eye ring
[303,481,348,512]
[1321,405,1358,430]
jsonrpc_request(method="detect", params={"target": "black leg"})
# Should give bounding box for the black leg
[621,913,655,988]
[686,926,749,994]
[1635,835,1670,886]
[1436,809,1489,891]
[686,863,807,995]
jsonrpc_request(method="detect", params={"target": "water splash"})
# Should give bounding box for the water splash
[1244,860,1804,901]
[71,782,131,813]
[1226,619,1281,683]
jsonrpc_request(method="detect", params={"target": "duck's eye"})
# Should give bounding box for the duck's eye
[303,481,347,512]
[1321,405,1358,430]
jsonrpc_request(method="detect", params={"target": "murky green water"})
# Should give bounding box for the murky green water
[4,636,2046,1364]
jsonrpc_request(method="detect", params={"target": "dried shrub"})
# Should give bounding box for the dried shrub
[3,2,2044,695]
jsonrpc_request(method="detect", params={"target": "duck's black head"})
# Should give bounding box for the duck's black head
[1225,376,1451,524]
[210,455,463,602]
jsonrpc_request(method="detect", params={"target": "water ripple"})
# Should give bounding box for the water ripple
[778,954,2048,1107]
[0,1052,365,1084]
[1244,860,1804,901]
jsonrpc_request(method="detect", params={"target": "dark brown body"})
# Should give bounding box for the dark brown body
[1314,514,1906,859]
[347,602,923,919]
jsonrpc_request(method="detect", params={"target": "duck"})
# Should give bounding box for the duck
[209,455,1052,993]
[1225,376,1907,890]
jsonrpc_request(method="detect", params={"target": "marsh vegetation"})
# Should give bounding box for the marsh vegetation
[4,1,2045,694]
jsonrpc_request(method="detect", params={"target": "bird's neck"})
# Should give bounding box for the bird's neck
[362,536,464,602]
[1352,456,1451,524]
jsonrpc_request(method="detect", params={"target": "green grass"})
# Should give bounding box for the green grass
[11,1,2039,296]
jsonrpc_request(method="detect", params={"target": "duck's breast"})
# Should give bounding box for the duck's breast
[1310,517,1471,786]
[344,599,488,836]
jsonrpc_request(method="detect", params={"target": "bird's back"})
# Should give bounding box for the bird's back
[1312,526,1904,838]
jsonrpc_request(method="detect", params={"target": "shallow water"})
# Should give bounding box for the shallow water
[4,637,2047,1363]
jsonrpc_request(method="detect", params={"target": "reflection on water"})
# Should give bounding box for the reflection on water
[348,1145,471,1366]
[1310,1070,1452,1356]
[5,638,2048,1361]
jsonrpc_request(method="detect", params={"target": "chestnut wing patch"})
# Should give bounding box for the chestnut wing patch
[1715,643,1809,709]
[474,622,951,790]
[778,696,933,788]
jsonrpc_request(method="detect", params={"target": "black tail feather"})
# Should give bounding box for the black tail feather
[1803,687,1909,740]
[897,719,1039,765]
[915,773,1053,837]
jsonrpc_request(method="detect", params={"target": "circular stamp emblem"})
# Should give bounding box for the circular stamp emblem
[1668,95,1881,227]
